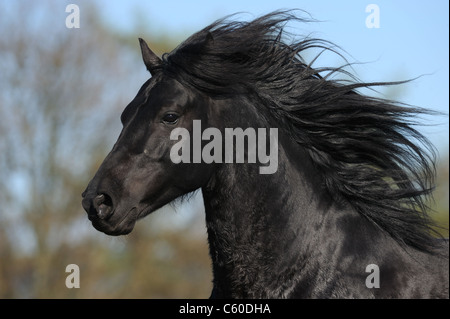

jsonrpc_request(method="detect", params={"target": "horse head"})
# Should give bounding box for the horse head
[81,39,213,235]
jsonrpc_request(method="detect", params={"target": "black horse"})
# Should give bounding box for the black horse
[82,11,448,298]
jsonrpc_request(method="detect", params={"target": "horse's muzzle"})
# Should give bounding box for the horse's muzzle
[81,189,137,236]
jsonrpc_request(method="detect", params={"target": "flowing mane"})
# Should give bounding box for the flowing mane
[162,11,441,253]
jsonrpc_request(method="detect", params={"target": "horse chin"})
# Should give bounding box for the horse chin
[90,207,138,236]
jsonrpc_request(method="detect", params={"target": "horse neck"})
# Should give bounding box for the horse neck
[196,96,448,299]
[201,132,337,298]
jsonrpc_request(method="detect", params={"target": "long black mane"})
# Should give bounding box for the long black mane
[162,11,441,253]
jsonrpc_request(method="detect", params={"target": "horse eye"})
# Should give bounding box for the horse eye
[162,113,179,124]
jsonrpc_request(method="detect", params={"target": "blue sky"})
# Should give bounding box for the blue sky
[94,0,449,153]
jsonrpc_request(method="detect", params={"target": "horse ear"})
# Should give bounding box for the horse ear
[138,38,162,75]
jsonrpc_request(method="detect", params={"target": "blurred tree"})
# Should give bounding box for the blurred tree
[431,155,449,237]
[0,1,211,298]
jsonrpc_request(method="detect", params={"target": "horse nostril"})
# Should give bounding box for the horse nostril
[93,193,114,220]
[93,194,105,208]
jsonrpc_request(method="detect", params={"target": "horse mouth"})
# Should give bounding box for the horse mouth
[89,207,138,236]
